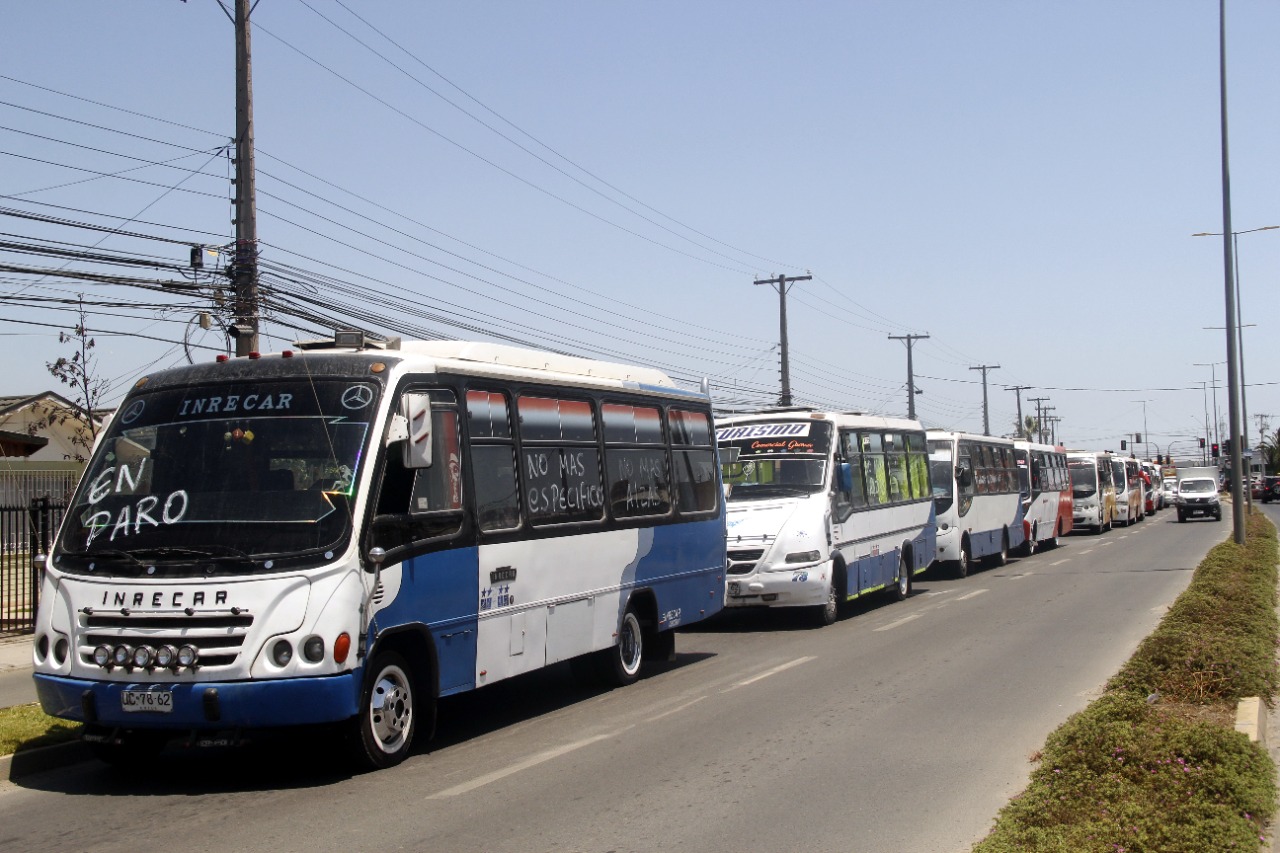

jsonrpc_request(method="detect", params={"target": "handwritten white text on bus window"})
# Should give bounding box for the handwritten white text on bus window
[84,459,189,546]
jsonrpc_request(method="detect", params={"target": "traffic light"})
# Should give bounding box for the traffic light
[1134,432,1142,443]
[1199,437,1206,449]
[1120,439,1128,450]
[1223,438,1232,456]
[1212,442,1220,458]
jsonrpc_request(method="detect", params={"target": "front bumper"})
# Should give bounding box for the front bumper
[34,671,360,730]
[725,561,830,609]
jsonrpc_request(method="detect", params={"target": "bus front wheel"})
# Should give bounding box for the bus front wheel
[351,651,418,770]
[955,542,971,579]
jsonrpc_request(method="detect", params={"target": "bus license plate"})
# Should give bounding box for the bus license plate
[121,689,174,713]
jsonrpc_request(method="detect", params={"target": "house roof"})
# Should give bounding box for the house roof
[0,391,102,422]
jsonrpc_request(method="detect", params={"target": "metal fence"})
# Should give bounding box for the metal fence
[1,497,65,635]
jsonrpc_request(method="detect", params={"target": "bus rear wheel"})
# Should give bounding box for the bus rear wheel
[351,651,418,770]
[894,553,911,601]
[602,607,645,685]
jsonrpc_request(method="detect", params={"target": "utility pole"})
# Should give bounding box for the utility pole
[1029,397,1050,444]
[1041,406,1056,445]
[1005,385,1032,438]
[755,274,811,406]
[888,333,929,420]
[231,0,260,356]
[969,364,1000,436]
[1132,399,1150,459]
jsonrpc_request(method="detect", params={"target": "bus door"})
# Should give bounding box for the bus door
[368,388,478,696]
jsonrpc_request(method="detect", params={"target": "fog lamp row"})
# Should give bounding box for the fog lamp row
[92,643,198,671]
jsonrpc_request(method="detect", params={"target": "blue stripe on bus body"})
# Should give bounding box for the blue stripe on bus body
[367,516,725,698]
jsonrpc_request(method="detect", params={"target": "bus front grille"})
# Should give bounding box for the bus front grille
[77,612,255,670]
[727,548,765,574]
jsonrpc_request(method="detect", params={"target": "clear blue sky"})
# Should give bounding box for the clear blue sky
[2,1,1277,459]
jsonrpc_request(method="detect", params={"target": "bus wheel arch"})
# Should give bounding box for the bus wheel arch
[351,626,437,769]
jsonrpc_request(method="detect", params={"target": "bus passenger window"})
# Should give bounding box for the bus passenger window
[472,445,521,531]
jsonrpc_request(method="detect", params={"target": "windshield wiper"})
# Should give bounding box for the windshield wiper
[74,548,147,568]
[119,546,257,565]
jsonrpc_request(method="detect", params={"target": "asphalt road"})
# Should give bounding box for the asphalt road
[0,509,1225,853]
[0,660,36,710]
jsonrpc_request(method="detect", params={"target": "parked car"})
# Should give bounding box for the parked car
[1262,476,1280,504]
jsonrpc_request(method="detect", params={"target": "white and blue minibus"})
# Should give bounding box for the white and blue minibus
[927,430,1025,577]
[30,337,726,769]
[717,411,936,625]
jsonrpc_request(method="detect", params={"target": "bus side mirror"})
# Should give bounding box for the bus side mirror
[400,393,433,469]
[837,462,854,494]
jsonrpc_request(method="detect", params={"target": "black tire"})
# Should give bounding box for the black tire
[955,540,971,579]
[1177,510,1186,523]
[1020,525,1036,558]
[602,607,646,684]
[989,531,1009,567]
[893,553,911,601]
[88,728,168,768]
[350,650,419,770]
[813,577,839,627]
[1045,523,1060,549]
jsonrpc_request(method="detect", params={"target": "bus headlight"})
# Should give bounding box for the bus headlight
[271,639,293,667]
[302,636,325,663]
[785,550,821,564]
[93,645,112,667]
[177,645,199,667]
[155,645,178,668]
[132,645,155,668]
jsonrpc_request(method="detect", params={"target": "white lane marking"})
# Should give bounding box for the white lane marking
[955,589,988,601]
[1078,549,1094,555]
[645,696,706,723]
[723,656,816,691]
[1099,541,1114,546]
[427,730,624,798]
[874,613,922,632]
[1050,558,1070,566]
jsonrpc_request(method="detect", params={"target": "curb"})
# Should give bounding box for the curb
[1,739,93,782]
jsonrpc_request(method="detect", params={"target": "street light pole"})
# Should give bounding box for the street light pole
[1194,225,1276,511]
[1194,362,1223,449]
[1132,400,1150,460]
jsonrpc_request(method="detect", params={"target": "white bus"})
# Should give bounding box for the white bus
[1112,456,1143,526]
[1013,441,1074,555]
[30,337,726,769]
[717,411,936,626]
[1067,451,1116,534]
[927,431,1025,577]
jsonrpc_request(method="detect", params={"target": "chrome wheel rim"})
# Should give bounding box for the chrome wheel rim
[618,612,643,677]
[369,664,413,754]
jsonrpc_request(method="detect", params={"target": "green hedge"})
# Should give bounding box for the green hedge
[975,512,1279,852]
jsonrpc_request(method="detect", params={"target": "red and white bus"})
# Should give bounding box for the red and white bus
[1013,441,1074,555]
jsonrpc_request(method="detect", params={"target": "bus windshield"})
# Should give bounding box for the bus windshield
[56,378,379,574]
[929,455,954,514]
[1068,458,1097,497]
[718,420,831,498]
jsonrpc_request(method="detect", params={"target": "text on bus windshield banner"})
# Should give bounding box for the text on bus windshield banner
[716,422,812,442]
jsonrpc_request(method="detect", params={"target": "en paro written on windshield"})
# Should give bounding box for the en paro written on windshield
[58,379,381,568]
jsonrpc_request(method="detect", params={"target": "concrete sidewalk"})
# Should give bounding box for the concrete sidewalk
[0,634,36,710]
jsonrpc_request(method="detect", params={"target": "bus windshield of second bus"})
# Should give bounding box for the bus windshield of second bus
[719,420,832,498]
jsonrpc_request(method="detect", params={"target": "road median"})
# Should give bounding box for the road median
[974,510,1279,852]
